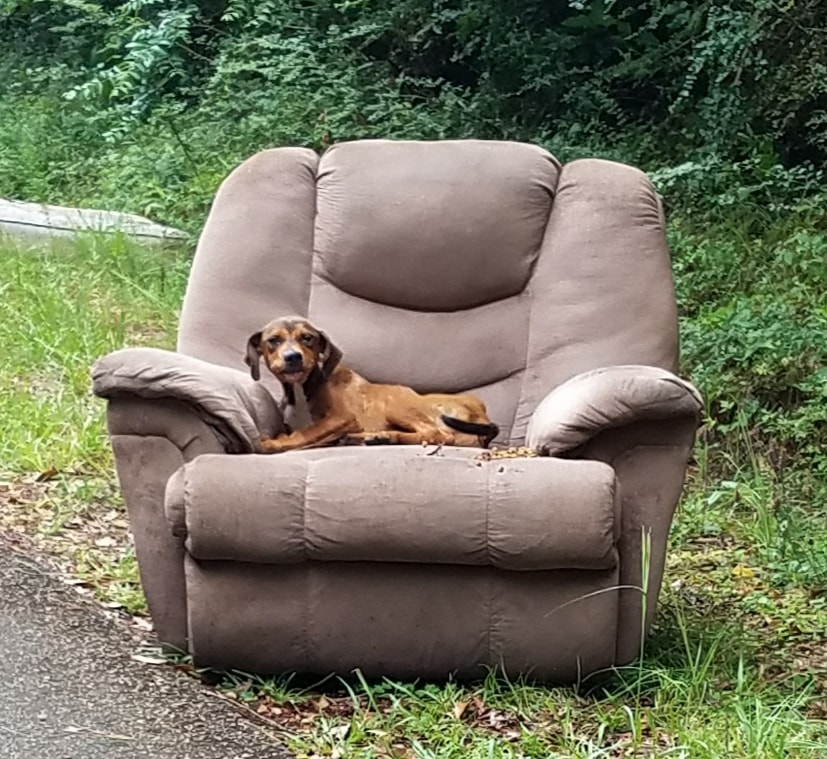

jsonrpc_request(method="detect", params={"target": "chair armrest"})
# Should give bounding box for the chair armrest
[92,347,283,453]
[527,365,702,665]
[526,365,703,456]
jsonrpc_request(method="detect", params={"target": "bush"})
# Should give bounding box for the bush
[673,218,827,463]
[3,1,827,165]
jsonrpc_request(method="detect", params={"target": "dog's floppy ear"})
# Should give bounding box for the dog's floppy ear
[245,331,263,381]
[317,331,343,379]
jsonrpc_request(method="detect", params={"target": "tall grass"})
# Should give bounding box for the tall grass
[0,233,189,473]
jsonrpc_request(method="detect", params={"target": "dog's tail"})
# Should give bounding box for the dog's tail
[441,415,499,445]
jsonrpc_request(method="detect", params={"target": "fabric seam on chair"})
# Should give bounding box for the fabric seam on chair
[304,440,315,668]
[306,148,322,319]
[525,161,560,282]
[485,464,493,665]
[301,462,316,671]
[462,366,525,401]
[485,464,492,567]
[307,271,529,397]
[183,464,192,549]
[106,402,233,455]
[310,265,534,314]
[305,565,313,672]
[313,266,532,314]
[180,430,213,459]
[302,461,311,562]
[608,442,684,665]
[609,442,683,480]
[609,476,621,547]
[508,164,559,445]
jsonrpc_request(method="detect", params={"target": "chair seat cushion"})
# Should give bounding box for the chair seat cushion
[165,447,619,571]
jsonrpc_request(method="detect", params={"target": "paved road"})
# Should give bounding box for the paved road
[0,534,291,759]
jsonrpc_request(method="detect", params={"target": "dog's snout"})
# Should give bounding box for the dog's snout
[282,350,303,368]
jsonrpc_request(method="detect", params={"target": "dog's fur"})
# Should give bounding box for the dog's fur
[245,316,499,453]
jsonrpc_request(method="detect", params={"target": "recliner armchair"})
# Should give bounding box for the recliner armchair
[92,139,702,682]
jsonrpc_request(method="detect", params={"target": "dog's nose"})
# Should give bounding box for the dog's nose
[282,351,303,368]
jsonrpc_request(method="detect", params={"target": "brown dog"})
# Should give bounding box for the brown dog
[245,316,499,453]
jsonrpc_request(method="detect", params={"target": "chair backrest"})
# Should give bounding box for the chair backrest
[178,139,679,445]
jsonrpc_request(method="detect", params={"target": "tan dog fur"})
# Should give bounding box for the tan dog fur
[245,317,499,453]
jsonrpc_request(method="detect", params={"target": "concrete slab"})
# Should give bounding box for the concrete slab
[0,199,188,244]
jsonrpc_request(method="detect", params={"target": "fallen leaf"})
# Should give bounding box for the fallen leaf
[131,616,154,632]
[36,467,58,482]
[232,679,253,695]
[63,725,133,741]
[328,723,350,740]
[130,652,168,665]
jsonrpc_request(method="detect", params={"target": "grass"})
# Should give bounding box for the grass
[0,232,186,471]
[1,232,825,757]
[0,232,188,611]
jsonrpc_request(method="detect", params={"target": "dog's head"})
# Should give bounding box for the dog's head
[245,317,342,389]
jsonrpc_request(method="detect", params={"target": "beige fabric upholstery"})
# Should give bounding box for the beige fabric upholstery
[314,140,559,310]
[527,365,703,455]
[92,347,282,453]
[176,141,680,436]
[185,560,620,682]
[165,448,619,570]
[93,138,701,681]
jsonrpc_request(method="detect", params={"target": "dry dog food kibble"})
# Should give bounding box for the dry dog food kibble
[474,446,538,461]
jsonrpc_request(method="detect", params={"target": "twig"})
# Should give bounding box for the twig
[201,688,297,738]
[63,725,134,741]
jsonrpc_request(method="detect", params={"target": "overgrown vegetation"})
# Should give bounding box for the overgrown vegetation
[2,1,826,228]
[1,229,824,757]
[0,235,187,610]
[1,0,825,756]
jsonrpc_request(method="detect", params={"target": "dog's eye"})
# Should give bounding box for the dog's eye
[267,336,283,347]
[299,334,315,346]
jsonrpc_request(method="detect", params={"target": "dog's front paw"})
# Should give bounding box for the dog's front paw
[259,435,290,454]
[339,434,392,447]
[363,435,392,446]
